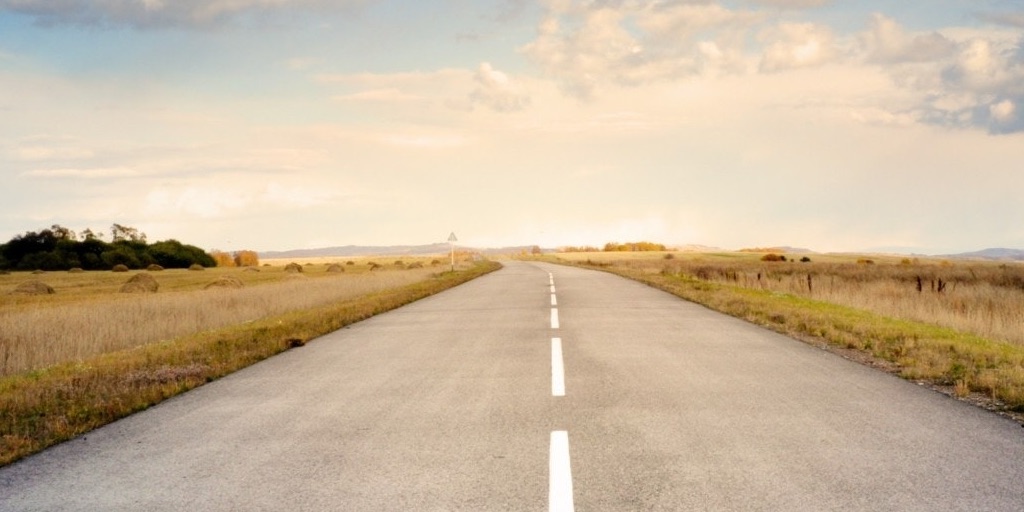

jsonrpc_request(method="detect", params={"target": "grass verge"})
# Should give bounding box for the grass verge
[0,261,500,466]
[548,258,1024,421]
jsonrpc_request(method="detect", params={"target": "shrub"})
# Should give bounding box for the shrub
[233,250,259,267]
[209,251,235,268]
[284,262,303,273]
[800,257,812,263]
[346,261,355,266]
[761,253,786,262]
[326,264,345,273]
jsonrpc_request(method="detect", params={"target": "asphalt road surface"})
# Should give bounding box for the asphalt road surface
[2,261,1023,511]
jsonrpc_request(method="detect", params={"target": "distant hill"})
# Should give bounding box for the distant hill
[260,244,452,259]
[259,244,548,259]
[943,248,1024,261]
[671,244,726,252]
[737,246,815,254]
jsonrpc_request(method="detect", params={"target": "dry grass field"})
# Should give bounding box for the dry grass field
[0,258,498,466]
[0,258,448,376]
[548,251,1024,415]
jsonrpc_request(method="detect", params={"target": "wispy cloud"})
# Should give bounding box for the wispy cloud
[0,0,371,29]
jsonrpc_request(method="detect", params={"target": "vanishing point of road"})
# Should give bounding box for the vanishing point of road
[2,261,1023,511]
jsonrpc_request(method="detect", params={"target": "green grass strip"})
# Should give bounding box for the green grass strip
[0,261,500,467]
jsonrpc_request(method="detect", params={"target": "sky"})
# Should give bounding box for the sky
[1,0,1022,255]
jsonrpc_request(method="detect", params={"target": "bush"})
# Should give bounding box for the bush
[761,253,786,262]
[284,262,303,273]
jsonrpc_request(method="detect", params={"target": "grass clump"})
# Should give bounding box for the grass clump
[11,281,55,296]
[119,273,159,293]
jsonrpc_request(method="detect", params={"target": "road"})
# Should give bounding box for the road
[2,261,1023,511]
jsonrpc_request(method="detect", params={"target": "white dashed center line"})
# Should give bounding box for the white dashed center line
[548,273,574,511]
[549,431,575,512]
[551,337,565,397]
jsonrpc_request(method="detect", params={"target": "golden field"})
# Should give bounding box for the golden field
[545,251,1024,416]
[0,258,498,466]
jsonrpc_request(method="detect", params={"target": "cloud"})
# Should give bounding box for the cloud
[860,14,956,65]
[8,144,95,162]
[855,14,1024,134]
[759,22,837,72]
[469,62,531,112]
[0,0,369,29]
[521,2,763,98]
[20,166,139,178]
[977,11,1024,28]
[144,187,248,219]
[332,88,424,103]
[747,0,829,7]
[260,182,335,208]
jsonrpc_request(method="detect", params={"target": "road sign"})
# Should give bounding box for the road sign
[448,232,457,271]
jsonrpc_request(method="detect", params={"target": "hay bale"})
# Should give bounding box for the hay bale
[147,264,164,271]
[189,264,205,271]
[242,267,260,272]
[120,273,158,293]
[284,262,303,273]
[12,280,55,295]
[112,264,130,272]
[326,264,345,273]
[408,262,424,269]
[204,276,244,289]
[31,269,44,275]
[69,267,84,273]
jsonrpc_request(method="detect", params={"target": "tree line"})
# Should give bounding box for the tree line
[0,224,217,271]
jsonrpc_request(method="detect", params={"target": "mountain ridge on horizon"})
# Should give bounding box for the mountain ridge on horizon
[260,244,1024,261]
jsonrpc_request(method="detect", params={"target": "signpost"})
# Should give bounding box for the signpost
[448,232,457,272]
